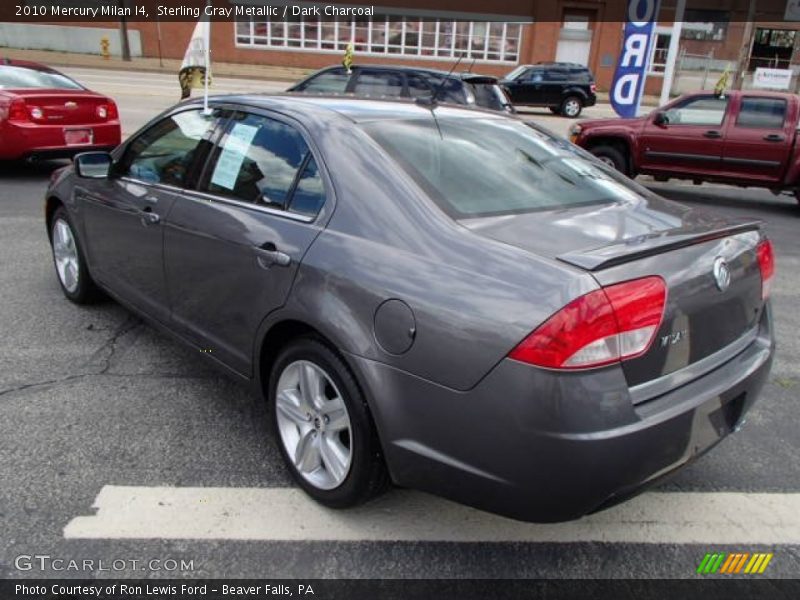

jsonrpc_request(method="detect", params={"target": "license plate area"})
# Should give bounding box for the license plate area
[64,128,93,145]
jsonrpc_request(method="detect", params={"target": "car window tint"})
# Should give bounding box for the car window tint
[528,69,544,83]
[665,96,728,126]
[353,71,404,96]
[123,109,219,187]
[544,69,568,82]
[736,97,787,129]
[287,156,326,217]
[469,83,507,111]
[206,113,310,209]
[364,118,644,218]
[0,65,83,90]
[427,76,467,104]
[406,73,431,98]
[299,68,349,93]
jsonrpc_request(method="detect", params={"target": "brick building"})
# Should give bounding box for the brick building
[4,0,799,93]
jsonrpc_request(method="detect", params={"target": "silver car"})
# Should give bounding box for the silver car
[45,96,775,522]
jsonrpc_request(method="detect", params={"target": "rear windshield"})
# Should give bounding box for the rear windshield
[363,117,643,218]
[0,65,83,90]
[468,83,510,111]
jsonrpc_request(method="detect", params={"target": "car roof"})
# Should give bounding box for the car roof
[196,93,508,125]
[0,58,59,73]
[311,63,496,81]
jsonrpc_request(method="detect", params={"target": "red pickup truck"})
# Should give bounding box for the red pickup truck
[570,90,800,203]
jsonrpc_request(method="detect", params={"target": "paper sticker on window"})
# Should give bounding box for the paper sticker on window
[211,123,258,190]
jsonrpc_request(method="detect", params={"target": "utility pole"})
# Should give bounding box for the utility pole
[118,0,131,62]
[660,0,686,106]
[732,0,757,90]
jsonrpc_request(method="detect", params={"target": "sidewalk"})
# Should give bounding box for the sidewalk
[0,47,312,82]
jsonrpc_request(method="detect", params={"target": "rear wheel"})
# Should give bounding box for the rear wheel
[560,96,583,118]
[269,337,389,508]
[590,145,629,176]
[49,206,100,304]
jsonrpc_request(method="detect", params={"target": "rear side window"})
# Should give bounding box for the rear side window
[736,97,787,129]
[407,73,432,98]
[569,68,593,83]
[0,65,83,90]
[353,70,404,97]
[205,113,325,217]
[298,69,349,93]
[544,69,568,82]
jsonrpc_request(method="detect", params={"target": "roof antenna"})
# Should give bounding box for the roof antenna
[417,51,465,109]
[466,57,476,73]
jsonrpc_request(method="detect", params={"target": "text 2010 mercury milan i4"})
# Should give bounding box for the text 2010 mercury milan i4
[45,95,775,522]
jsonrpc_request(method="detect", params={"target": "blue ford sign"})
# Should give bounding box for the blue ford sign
[611,0,661,118]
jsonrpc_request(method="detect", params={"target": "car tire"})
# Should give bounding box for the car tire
[49,206,101,304]
[590,145,629,176]
[269,336,389,508]
[560,96,583,118]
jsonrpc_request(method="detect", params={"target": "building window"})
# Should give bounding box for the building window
[236,17,522,63]
[681,10,729,42]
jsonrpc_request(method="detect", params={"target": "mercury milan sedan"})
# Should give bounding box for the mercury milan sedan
[45,95,775,522]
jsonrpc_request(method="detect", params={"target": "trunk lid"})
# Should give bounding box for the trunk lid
[460,197,765,393]
[11,90,107,125]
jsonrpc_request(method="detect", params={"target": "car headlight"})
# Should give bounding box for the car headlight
[568,124,582,143]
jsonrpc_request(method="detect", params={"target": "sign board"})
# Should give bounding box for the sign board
[610,0,661,118]
[753,68,793,90]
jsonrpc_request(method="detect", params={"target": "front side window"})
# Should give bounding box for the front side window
[736,97,787,129]
[121,109,220,187]
[364,118,644,219]
[664,96,728,126]
[353,71,404,97]
[205,113,326,217]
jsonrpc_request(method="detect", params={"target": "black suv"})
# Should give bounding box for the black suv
[288,65,514,113]
[500,62,597,118]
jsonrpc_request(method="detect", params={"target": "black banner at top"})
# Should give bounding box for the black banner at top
[1,0,798,23]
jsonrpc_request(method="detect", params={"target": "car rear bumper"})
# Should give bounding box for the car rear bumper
[0,121,121,160]
[353,307,774,522]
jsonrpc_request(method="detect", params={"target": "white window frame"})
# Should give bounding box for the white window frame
[235,18,523,64]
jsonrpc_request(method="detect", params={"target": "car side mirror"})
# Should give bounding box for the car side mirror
[653,111,669,127]
[74,152,112,179]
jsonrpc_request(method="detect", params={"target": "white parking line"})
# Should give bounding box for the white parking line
[64,486,800,544]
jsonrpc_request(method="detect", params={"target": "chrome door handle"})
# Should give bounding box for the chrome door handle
[703,130,722,139]
[139,209,160,225]
[255,243,291,268]
[763,133,785,142]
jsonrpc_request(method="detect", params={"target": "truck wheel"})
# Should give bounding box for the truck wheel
[591,145,629,176]
[560,96,583,118]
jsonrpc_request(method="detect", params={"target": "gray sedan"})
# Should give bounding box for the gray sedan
[45,96,775,522]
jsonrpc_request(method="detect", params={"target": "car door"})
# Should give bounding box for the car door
[506,68,541,104]
[637,94,729,176]
[163,109,330,376]
[721,94,793,183]
[543,68,569,105]
[79,107,222,323]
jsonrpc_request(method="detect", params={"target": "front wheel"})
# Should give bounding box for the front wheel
[269,337,389,508]
[590,145,629,176]
[560,96,583,118]
[49,206,100,304]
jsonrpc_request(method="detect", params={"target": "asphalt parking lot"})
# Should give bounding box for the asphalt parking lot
[0,67,798,580]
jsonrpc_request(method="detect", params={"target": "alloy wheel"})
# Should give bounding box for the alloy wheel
[275,360,353,490]
[52,219,80,293]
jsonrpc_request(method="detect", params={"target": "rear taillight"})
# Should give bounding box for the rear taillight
[7,98,29,122]
[590,83,597,94]
[756,239,775,300]
[508,276,667,370]
[95,100,118,121]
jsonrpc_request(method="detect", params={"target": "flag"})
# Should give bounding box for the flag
[342,42,354,74]
[610,0,661,118]
[179,18,211,100]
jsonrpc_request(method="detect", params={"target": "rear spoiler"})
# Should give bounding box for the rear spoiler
[460,75,499,85]
[557,220,762,271]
